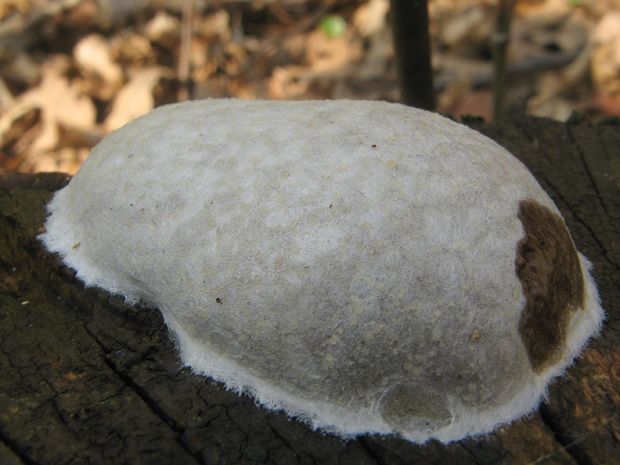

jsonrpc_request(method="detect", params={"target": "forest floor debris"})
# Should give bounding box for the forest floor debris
[0,0,618,174]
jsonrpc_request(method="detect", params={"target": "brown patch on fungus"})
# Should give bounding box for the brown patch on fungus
[516,200,585,373]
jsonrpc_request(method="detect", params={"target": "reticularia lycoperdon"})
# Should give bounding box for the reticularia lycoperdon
[40,99,604,444]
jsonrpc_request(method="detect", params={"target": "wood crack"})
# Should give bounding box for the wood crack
[82,324,205,465]
[539,403,594,465]
[0,429,40,465]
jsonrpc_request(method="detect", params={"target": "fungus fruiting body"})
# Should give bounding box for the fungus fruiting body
[40,99,604,444]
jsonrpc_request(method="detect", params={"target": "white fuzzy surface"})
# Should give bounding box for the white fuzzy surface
[40,99,604,444]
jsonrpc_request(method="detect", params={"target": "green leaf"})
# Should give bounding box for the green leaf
[320,15,346,38]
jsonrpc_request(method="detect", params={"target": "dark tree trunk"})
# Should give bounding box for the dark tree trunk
[1,116,619,464]
[492,0,516,121]
[390,0,435,111]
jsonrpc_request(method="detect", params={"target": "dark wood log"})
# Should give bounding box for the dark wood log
[1,115,618,464]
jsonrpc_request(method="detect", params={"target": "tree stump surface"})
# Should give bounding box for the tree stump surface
[0,115,618,465]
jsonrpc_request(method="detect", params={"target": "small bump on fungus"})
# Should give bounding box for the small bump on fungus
[39,99,604,444]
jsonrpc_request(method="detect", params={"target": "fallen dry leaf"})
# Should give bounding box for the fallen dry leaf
[143,10,179,46]
[0,55,96,166]
[0,0,29,22]
[196,9,232,43]
[105,67,173,132]
[0,77,14,111]
[268,66,309,100]
[439,5,491,50]
[74,33,124,100]
[352,0,389,37]
[591,12,620,95]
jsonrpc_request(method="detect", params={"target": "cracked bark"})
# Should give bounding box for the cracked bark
[1,115,618,465]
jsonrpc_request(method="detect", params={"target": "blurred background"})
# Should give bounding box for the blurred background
[0,0,618,174]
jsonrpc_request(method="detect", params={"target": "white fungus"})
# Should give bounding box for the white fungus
[40,99,604,444]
